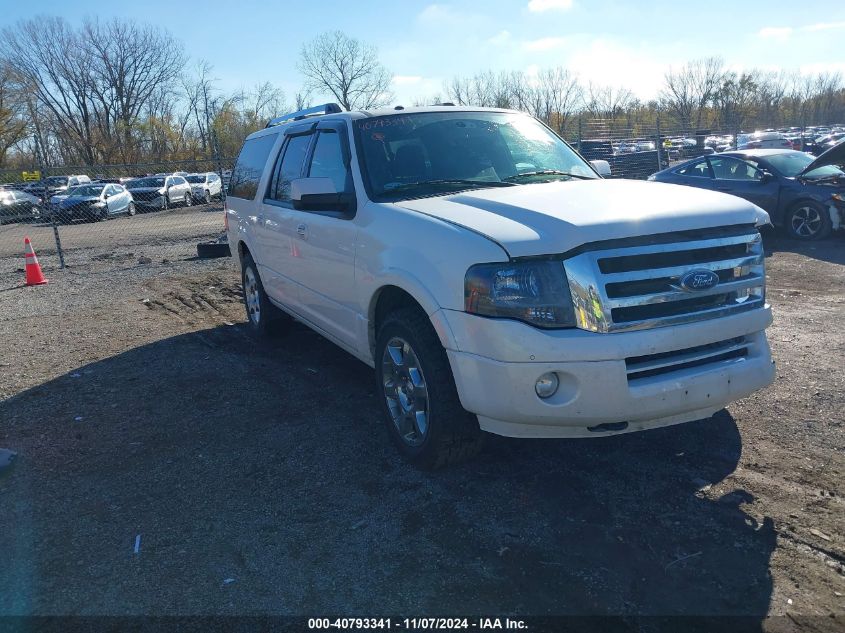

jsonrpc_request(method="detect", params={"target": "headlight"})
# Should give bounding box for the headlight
[833,193,845,203]
[465,260,576,328]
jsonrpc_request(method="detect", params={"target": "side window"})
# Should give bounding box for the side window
[676,159,710,178]
[308,131,349,193]
[268,134,312,203]
[114,185,125,193]
[229,133,279,200]
[174,177,186,185]
[709,157,760,181]
[209,173,219,182]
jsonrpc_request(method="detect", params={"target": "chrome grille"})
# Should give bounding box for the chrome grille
[564,230,765,332]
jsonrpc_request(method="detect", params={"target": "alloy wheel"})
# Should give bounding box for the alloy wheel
[244,266,261,325]
[381,336,430,447]
[791,205,822,237]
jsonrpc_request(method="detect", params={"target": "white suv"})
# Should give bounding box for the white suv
[186,172,223,204]
[226,104,775,468]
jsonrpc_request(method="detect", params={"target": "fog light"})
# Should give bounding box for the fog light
[535,372,559,399]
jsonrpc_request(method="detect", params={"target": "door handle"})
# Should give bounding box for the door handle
[296,223,307,239]
[257,213,265,225]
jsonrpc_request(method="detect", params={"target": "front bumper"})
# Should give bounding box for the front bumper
[134,195,167,209]
[437,307,775,438]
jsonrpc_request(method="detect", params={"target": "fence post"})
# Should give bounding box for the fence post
[33,133,65,269]
[655,115,663,172]
[577,117,582,152]
[211,128,226,204]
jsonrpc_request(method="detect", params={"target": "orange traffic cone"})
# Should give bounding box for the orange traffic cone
[24,237,48,286]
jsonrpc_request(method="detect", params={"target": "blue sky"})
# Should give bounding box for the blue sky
[5,0,845,105]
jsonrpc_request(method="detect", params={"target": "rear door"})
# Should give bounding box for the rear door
[669,157,714,190]
[707,156,779,213]
[255,127,315,311]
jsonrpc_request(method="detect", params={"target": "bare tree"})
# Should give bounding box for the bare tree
[660,57,725,131]
[299,31,392,110]
[536,67,582,135]
[0,62,28,167]
[83,18,186,162]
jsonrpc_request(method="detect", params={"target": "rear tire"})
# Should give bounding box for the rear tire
[375,306,483,469]
[241,254,286,337]
[184,192,193,207]
[785,201,832,240]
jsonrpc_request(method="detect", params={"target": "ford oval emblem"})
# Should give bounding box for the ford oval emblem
[678,269,719,292]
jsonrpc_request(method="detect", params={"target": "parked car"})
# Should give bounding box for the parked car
[125,175,193,211]
[49,183,135,223]
[0,189,41,224]
[185,172,223,204]
[805,132,845,156]
[737,131,792,150]
[648,143,845,240]
[578,139,665,179]
[25,174,91,200]
[225,103,774,467]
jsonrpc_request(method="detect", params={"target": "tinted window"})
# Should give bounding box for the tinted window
[209,173,219,182]
[172,176,185,185]
[676,159,710,177]
[709,157,760,181]
[229,133,279,199]
[269,134,312,202]
[308,131,348,193]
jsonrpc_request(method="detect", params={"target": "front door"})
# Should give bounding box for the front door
[287,122,359,349]
[707,156,780,214]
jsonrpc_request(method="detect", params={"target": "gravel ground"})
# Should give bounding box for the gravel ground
[0,230,842,628]
[0,202,223,267]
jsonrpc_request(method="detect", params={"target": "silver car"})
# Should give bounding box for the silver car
[125,175,193,211]
[185,172,223,204]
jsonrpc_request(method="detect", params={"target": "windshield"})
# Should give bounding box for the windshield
[129,177,165,188]
[68,185,104,197]
[46,176,68,186]
[355,111,596,200]
[761,151,844,180]
[185,175,205,183]
[762,152,815,177]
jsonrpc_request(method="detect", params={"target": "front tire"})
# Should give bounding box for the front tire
[184,192,193,207]
[375,307,482,469]
[241,254,286,337]
[127,202,136,216]
[203,189,212,204]
[785,201,832,240]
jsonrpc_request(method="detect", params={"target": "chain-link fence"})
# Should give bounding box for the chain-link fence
[0,118,831,277]
[0,158,234,275]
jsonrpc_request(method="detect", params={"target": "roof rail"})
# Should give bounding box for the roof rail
[265,103,343,128]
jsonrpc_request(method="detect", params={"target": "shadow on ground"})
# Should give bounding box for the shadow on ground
[0,321,775,624]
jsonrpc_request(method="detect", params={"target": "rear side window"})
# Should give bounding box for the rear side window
[229,133,279,200]
[676,159,710,178]
[268,134,312,203]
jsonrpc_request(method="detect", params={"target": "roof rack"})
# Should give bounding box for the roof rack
[265,103,343,128]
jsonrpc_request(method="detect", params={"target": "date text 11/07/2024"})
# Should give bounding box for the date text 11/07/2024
[307,618,528,630]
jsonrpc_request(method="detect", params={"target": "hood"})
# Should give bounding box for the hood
[799,139,845,176]
[127,186,163,193]
[61,196,100,206]
[395,179,767,258]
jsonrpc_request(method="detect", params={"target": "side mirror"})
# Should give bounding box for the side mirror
[590,159,612,177]
[291,177,354,213]
[103,193,110,199]
[759,171,773,183]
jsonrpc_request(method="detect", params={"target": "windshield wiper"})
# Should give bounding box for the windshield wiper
[503,170,595,182]
[385,179,516,192]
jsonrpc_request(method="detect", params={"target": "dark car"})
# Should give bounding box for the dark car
[648,143,845,240]
[50,183,136,223]
[0,189,41,224]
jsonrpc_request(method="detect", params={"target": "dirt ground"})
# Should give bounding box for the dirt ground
[0,230,842,629]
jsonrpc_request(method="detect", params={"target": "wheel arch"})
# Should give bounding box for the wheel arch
[368,279,456,361]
